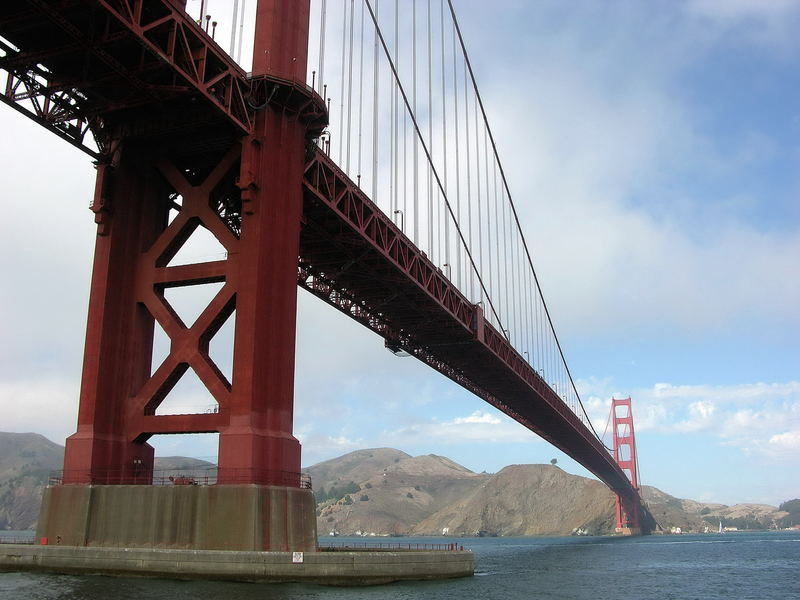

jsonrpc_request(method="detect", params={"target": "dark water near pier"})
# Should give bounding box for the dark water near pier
[2,531,798,599]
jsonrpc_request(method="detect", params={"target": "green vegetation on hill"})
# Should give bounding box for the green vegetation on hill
[778,499,800,527]
[314,481,360,503]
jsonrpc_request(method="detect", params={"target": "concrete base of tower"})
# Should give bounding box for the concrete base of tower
[35,484,317,552]
[0,545,475,585]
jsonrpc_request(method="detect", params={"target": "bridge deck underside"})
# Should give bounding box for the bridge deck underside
[300,149,636,501]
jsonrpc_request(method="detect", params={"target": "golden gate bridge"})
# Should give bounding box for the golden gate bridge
[0,0,654,554]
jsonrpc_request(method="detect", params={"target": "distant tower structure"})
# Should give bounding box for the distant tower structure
[611,397,641,534]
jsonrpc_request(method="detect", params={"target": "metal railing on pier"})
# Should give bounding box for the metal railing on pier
[319,541,467,552]
[48,468,312,489]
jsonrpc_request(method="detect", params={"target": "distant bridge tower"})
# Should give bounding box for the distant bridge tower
[611,397,641,534]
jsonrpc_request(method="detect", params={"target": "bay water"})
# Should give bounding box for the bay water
[1,531,798,599]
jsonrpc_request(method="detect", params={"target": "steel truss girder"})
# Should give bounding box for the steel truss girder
[93,0,252,132]
[1,66,113,159]
[0,1,329,162]
[0,0,251,160]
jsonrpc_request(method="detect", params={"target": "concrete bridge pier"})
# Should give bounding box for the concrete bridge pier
[36,484,317,552]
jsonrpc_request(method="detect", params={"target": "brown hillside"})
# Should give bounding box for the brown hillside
[2,438,788,536]
[314,451,486,536]
[306,447,411,495]
[413,464,616,536]
[0,432,64,530]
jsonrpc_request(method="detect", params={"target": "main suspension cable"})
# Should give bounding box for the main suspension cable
[446,0,600,439]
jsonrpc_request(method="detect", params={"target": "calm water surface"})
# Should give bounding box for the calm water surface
[1,531,798,599]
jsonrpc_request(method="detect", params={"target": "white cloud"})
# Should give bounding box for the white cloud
[0,379,79,445]
[768,430,800,451]
[685,0,800,52]
[297,430,366,466]
[674,401,717,432]
[380,410,540,447]
[652,381,800,402]
[453,411,502,425]
[475,2,800,341]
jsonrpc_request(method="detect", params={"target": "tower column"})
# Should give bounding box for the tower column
[63,153,167,484]
[612,397,641,533]
[217,0,311,486]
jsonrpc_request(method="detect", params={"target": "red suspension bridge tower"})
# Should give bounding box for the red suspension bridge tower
[611,397,642,534]
[20,0,326,551]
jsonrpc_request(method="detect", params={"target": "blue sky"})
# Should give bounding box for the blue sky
[1,0,798,508]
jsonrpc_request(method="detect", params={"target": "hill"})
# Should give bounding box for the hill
[310,452,617,536]
[309,450,486,535]
[0,434,791,535]
[0,433,215,530]
[641,486,790,532]
[0,432,64,530]
[412,464,616,536]
[308,448,791,536]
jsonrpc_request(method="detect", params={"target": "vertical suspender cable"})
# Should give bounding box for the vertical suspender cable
[403,91,408,230]
[338,0,348,163]
[230,0,239,58]
[356,0,365,185]
[474,92,483,308]
[501,183,510,334]
[440,0,450,272]
[318,0,327,94]
[412,0,419,246]
[493,158,502,333]
[390,0,396,223]
[463,54,473,300]
[346,0,355,173]
[427,0,434,259]
[484,123,494,329]
[524,245,533,366]
[236,0,246,63]
[512,209,521,346]
[451,17,461,289]
[401,2,407,228]
[372,0,379,202]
